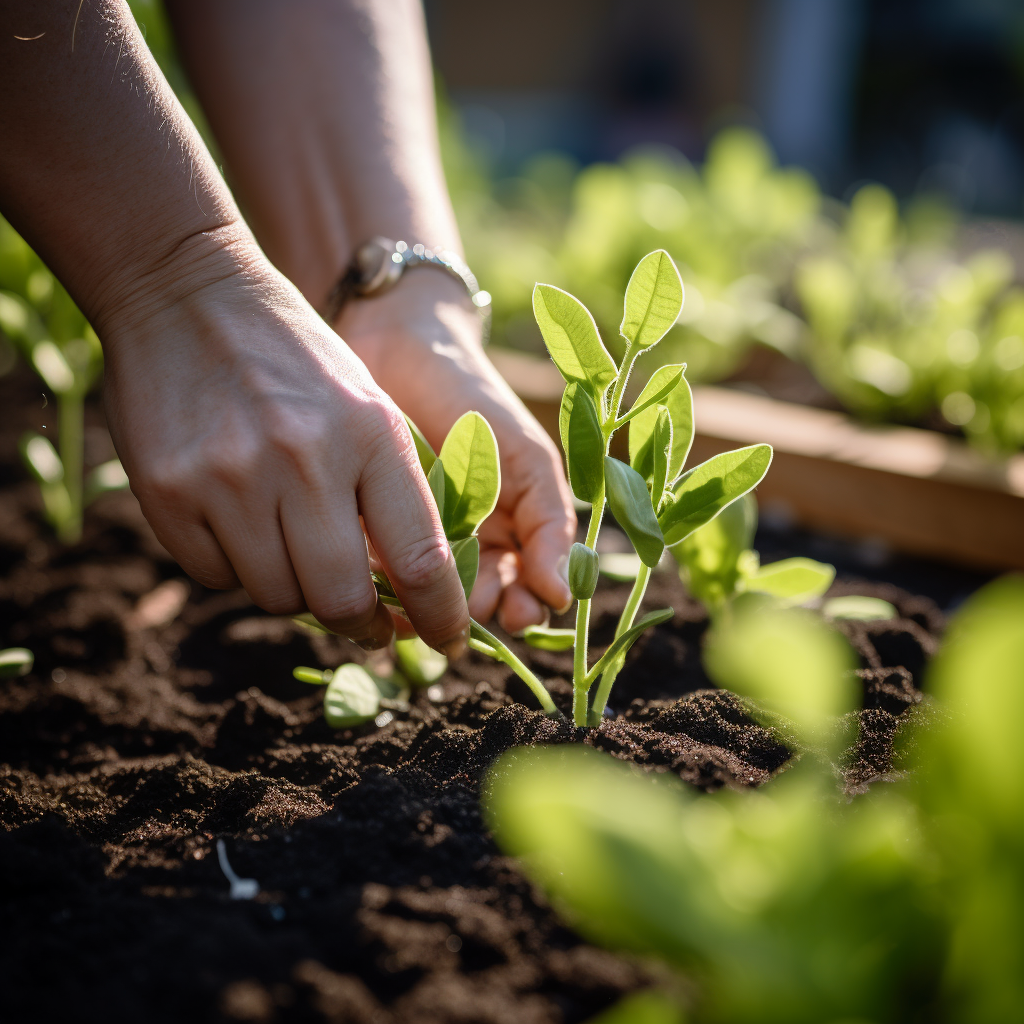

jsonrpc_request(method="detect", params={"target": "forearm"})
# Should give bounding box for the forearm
[164,0,462,309]
[0,0,252,335]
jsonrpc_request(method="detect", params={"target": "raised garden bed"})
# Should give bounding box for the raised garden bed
[0,367,955,1023]
[490,347,1024,573]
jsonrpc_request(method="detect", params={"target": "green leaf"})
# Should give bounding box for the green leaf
[604,457,665,568]
[323,664,381,727]
[558,383,605,503]
[0,290,46,348]
[451,536,480,601]
[533,283,617,398]
[522,625,576,651]
[620,365,683,424]
[822,595,897,621]
[746,557,835,606]
[20,432,63,484]
[438,412,500,540]
[587,608,673,684]
[31,340,75,394]
[620,250,684,349]
[628,366,693,483]
[426,457,446,521]
[0,647,33,679]
[395,636,448,687]
[659,445,772,547]
[293,665,332,685]
[649,408,672,510]
[404,414,436,473]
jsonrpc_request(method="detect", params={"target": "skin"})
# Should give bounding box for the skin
[0,1,574,652]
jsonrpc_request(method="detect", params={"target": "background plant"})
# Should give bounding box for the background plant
[487,575,1024,1023]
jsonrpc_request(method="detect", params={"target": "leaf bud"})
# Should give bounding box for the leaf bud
[568,542,600,601]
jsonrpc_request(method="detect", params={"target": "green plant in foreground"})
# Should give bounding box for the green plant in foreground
[0,647,33,679]
[295,251,772,727]
[487,576,1024,1023]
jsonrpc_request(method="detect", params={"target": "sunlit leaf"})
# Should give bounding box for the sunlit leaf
[822,595,896,621]
[628,366,693,483]
[522,625,576,651]
[659,445,772,547]
[404,414,436,473]
[427,457,446,521]
[323,664,381,727]
[620,250,684,349]
[533,283,617,398]
[746,557,835,606]
[438,412,500,539]
[0,648,33,679]
[395,636,448,687]
[451,536,480,601]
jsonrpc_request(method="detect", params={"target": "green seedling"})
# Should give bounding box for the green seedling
[823,594,898,620]
[673,493,834,616]
[294,253,771,727]
[525,251,772,725]
[0,224,128,543]
[394,636,447,687]
[487,577,1024,1023]
[293,662,406,728]
[0,647,33,679]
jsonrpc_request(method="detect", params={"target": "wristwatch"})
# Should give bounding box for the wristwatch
[321,236,492,331]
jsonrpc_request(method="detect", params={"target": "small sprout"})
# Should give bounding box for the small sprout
[823,595,898,621]
[395,636,447,687]
[0,647,33,679]
[568,542,600,600]
[293,666,332,685]
[522,625,576,651]
[216,839,259,900]
[323,664,382,727]
[599,552,643,582]
[745,557,835,606]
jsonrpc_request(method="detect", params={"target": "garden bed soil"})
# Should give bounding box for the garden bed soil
[0,369,946,1023]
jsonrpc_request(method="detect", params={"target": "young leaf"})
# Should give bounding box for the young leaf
[558,382,605,503]
[293,666,333,685]
[395,636,448,687]
[31,340,75,395]
[746,557,835,606]
[620,250,685,349]
[438,412,500,539]
[323,664,381,727]
[604,457,665,568]
[20,433,63,484]
[427,457,446,521]
[587,608,674,683]
[823,595,897,621]
[619,365,683,424]
[522,625,576,651]
[649,408,672,510]
[404,414,436,473]
[628,367,693,483]
[659,445,772,547]
[533,283,617,397]
[451,536,480,600]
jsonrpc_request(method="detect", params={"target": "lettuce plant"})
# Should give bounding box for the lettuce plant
[487,576,1024,1023]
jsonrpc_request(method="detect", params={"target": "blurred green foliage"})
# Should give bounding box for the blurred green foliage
[488,575,1024,1023]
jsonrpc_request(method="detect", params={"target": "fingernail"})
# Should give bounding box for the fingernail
[438,628,469,661]
[355,635,388,651]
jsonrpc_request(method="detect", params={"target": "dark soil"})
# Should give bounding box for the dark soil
[0,368,947,1023]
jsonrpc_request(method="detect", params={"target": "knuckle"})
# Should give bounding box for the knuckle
[309,586,377,630]
[390,534,452,592]
[255,589,305,617]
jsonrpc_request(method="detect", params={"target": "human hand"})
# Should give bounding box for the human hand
[334,271,576,634]
[99,231,469,656]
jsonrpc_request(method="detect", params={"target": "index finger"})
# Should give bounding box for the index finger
[357,423,470,658]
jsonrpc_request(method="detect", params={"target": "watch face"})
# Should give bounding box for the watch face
[355,238,403,295]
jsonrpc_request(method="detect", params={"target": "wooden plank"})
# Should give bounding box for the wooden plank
[488,348,1024,572]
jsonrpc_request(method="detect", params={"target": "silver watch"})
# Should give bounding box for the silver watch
[322,236,492,327]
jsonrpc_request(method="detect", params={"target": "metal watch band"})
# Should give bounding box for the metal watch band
[321,237,492,330]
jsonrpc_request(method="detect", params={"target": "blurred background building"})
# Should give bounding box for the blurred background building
[426,0,1024,215]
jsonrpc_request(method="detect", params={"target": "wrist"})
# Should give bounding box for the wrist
[93,219,275,345]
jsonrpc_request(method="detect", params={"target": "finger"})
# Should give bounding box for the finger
[497,581,549,636]
[468,548,519,623]
[143,507,241,590]
[505,438,576,611]
[357,425,469,657]
[201,495,305,614]
[279,488,394,650]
